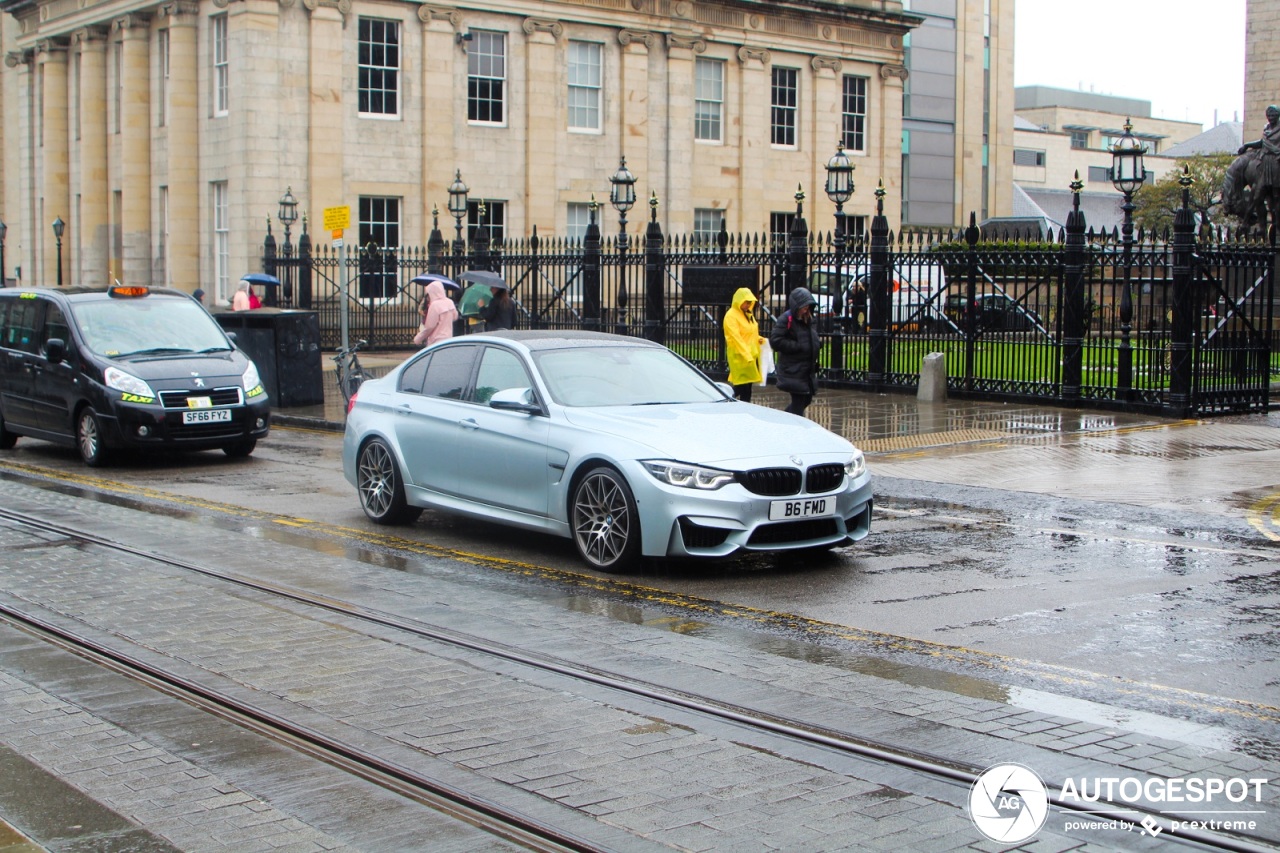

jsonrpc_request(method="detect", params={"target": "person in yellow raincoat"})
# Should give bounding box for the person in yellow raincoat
[723,287,766,401]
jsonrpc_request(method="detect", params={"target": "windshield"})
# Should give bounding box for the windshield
[74,296,231,357]
[534,345,728,407]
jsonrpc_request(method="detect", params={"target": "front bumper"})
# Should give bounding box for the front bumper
[100,397,271,450]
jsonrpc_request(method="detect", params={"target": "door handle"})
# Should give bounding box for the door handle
[459,418,479,430]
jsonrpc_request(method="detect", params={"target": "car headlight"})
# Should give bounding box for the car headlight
[104,366,156,398]
[242,360,262,392]
[845,452,866,480]
[642,460,735,491]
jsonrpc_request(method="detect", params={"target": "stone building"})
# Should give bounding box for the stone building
[0,0,1014,304]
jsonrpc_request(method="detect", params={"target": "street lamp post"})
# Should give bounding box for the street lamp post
[277,187,298,307]
[1110,118,1147,401]
[447,170,470,271]
[0,219,7,287]
[824,143,855,370]
[609,156,637,335]
[51,217,65,287]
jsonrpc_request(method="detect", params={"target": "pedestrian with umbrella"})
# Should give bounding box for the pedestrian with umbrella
[412,273,463,338]
[412,279,459,347]
[459,270,516,331]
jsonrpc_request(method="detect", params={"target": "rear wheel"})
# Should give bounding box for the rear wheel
[571,466,641,572]
[356,438,421,525]
[77,407,111,467]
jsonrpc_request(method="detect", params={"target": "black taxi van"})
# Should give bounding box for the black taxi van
[0,285,270,466]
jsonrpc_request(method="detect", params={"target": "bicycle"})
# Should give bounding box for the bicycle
[333,339,369,411]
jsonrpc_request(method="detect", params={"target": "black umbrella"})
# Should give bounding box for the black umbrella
[458,270,507,290]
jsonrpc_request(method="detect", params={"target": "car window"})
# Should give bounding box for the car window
[74,295,230,357]
[535,345,724,407]
[399,353,430,394]
[2,299,41,354]
[472,347,531,404]
[420,344,475,400]
[42,304,72,356]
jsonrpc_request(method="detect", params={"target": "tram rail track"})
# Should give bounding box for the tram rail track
[0,505,1275,852]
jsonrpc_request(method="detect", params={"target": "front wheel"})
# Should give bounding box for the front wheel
[356,438,421,525]
[223,439,257,458]
[0,415,17,450]
[77,407,111,467]
[571,466,641,572]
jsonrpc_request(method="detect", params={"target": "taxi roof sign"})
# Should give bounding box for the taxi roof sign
[109,285,151,298]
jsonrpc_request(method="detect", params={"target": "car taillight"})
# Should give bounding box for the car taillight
[347,390,358,414]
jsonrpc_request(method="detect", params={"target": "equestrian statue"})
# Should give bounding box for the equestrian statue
[1224,104,1280,239]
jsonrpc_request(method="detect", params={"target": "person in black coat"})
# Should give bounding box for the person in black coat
[769,286,822,417]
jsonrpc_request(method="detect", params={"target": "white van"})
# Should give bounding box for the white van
[807,262,951,331]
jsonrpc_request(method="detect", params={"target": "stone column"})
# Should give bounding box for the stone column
[522,18,562,233]
[115,14,151,285]
[418,6,459,227]
[878,64,907,231]
[38,39,70,285]
[163,3,198,292]
[736,47,771,230]
[308,0,345,231]
[616,29,649,202]
[73,29,109,286]
[663,34,703,230]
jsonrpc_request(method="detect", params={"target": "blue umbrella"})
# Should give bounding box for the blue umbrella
[240,273,280,288]
[411,273,461,294]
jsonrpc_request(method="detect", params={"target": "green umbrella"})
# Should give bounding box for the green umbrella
[460,283,492,317]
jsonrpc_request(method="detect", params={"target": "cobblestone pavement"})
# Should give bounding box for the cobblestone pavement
[1,476,1277,852]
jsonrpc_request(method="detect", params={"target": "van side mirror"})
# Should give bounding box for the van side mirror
[44,338,65,365]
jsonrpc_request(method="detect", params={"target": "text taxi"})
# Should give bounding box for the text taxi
[0,285,270,466]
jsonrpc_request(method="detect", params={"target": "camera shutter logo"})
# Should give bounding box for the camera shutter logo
[969,763,1049,843]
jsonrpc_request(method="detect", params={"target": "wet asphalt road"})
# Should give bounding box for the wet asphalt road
[0,406,1275,729]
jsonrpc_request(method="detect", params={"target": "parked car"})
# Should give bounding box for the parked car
[342,330,873,571]
[945,293,1045,332]
[806,263,948,331]
[0,284,270,466]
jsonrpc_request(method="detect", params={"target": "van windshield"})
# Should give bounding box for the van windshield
[74,296,232,358]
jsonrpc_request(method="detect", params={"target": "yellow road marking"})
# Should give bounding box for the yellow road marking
[1247,492,1280,542]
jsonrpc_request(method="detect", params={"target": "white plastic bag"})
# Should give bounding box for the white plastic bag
[759,340,774,386]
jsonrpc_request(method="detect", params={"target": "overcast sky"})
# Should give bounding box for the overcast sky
[1013,0,1246,129]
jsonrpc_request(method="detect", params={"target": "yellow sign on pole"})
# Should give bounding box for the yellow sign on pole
[323,205,351,232]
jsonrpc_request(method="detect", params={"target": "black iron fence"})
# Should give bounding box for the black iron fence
[263,188,1275,418]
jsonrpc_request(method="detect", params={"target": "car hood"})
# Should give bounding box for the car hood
[105,351,246,383]
[561,402,856,466]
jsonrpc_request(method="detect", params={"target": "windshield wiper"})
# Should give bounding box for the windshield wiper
[116,347,196,357]
[196,346,233,353]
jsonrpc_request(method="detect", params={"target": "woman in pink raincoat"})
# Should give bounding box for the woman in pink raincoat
[413,280,459,347]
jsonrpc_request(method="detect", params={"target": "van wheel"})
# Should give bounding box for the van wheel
[223,439,256,458]
[0,415,16,450]
[77,407,111,467]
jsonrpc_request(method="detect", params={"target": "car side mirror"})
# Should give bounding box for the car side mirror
[44,337,65,365]
[489,386,542,415]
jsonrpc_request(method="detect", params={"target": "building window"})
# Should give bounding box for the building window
[694,58,724,142]
[567,41,601,132]
[770,212,794,251]
[211,14,228,116]
[1013,149,1045,166]
[357,197,400,300]
[567,202,594,241]
[358,18,399,117]
[468,201,505,244]
[212,181,229,301]
[158,29,169,126]
[771,67,797,147]
[1070,129,1089,149]
[1087,166,1110,183]
[841,75,867,152]
[468,31,506,124]
[693,208,723,247]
